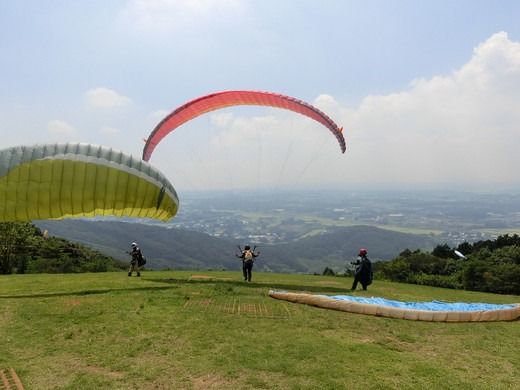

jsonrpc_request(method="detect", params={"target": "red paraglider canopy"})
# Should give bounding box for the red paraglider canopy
[142,90,346,161]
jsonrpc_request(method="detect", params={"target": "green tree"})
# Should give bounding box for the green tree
[0,222,40,274]
[432,243,453,259]
[379,259,411,282]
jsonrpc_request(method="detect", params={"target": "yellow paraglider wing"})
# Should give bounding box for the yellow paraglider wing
[0,143,179,222]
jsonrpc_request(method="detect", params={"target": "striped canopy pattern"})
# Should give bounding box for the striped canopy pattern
[143,90,346,161]
[0,143,179,221]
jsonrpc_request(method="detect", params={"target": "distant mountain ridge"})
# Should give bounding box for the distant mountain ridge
[35,220,436,274]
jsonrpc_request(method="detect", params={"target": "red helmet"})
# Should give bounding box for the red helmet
[358,248,367,256]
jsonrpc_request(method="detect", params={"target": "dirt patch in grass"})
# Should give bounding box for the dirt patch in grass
[82,364,124,379]
[190,373,232,389]
[19,353,125,388]
[63,355,125,380]
[63,299,82,306]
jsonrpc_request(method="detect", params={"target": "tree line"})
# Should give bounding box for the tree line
[0,222,126,274]
[373,234,520,295]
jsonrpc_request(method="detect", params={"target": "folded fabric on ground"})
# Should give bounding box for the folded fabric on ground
[269,290,520,322]
[325,295,517,312]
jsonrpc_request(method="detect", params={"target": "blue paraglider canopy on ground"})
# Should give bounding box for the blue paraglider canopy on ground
[326,295,517,312]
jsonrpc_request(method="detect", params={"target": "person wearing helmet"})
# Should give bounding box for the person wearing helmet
[128,242,143,277]
[351,248,373,290]
[236,245,260,282]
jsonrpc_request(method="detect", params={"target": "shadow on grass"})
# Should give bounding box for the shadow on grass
[143,277,353,294]
[0,285,178,299]
[0,277,353,299]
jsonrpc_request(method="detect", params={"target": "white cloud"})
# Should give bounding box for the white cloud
[85,87,132,109]
[339,31,520,188]
[314,94,342,114]
[210,112,234,128]
[47,120,77,136]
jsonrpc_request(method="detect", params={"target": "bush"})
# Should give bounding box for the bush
[379,259,411,282]
[379,234,520,294]
[411,273,463,290]
[1,222,125,274]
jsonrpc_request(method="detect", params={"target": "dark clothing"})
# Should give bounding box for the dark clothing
[243,260,253,282]
[351,255,373,290]
[131,247,142,265]
[129,247,142,276]
[237,249,259,282]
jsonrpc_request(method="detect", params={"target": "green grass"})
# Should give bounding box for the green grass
[1,271,519,389]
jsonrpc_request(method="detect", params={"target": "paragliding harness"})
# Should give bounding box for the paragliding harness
[360,256,373,286]
[244,249,254,263]
[238,245,256,264]
[137,251,147,267]
[367,263,373,286]
[351,256,373,287]
[130,247,146,267]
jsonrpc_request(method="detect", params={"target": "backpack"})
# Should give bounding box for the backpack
[244,250,254,262]
[137,252,147,267]
[365,258,373,285]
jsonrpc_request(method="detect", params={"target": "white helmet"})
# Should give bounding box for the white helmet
[131,242,137,247]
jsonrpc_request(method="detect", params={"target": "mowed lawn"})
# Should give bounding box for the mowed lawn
[1,271,519,389]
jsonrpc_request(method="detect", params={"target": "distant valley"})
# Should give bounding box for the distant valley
[35,190,520,274]
[35,220,436,274]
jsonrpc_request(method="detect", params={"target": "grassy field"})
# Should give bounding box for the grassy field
[0,271,519,389]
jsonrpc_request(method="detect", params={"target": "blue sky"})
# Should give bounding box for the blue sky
[2,1,520,192]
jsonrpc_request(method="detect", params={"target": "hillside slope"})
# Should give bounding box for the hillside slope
[36,220,436,273]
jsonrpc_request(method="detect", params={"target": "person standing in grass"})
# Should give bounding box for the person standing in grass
[128,242,143,277]
[351,248,373,291]
[236,245,260,282]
